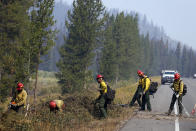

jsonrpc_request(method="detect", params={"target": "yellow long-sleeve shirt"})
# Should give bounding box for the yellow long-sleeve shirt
[99,80,107,94]
[141,76,151,93]
[172,80,184,95]
[53,100,64,112]
[138,78,142,85]
[12,89,27,106]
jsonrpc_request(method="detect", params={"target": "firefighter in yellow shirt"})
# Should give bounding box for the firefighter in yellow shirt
[10,82,27,113]
[49,100,65,113]
[138,71,151,111]
[167,73,184,116]
[95,74,108,118]
[129,70,143,107]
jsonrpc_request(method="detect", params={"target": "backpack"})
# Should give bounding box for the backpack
[149,82,158,95]
[106,85,116,104]
[179,80,187,96]
[144,77,158,95]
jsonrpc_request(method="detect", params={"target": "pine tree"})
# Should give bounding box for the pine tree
[100,15,118,82]
[0,0,31,102]
[122,14,140,78]
[56,0,105,93]
[113,12,125,82]
[181,45,189,77]
[175,42,182,72]
[187,47,194,77]
[141,33,151,74]
[193,52,196,74]
[29,0,56,99]
[102,12,141,81]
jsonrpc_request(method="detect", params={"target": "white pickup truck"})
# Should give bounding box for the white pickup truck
[161,70,178,84]
[193,74,196,79]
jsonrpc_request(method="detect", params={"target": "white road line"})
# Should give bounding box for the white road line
[174,103,180,131]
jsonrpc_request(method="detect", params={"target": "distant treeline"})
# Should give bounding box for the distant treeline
[0,0,196,99]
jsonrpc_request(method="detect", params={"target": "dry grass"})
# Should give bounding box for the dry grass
[29,71,61,96]
[150,76,161,84]
[0,72,160,131]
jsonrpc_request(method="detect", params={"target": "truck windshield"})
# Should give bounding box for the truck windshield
[165,72,175,74]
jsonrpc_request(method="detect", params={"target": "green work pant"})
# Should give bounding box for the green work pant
[11,105,24,112]
[95,94,107,118]
[169,94,183,114]
[129,86,142,107]
[141,91,151,111]
[10,105,25,114]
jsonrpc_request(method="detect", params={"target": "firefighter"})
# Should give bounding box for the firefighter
[167,73,184,116]
[49,100,65,113]
[10,82,27,113]
[139,71,151,111]
[129,70,143,107]
[95,74,108,119]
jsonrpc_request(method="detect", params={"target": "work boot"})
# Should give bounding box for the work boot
[147,109,152,112]
[167,109,172,116]
[129,104,133,107]
[139,108,145,111]
[178,112,183,117]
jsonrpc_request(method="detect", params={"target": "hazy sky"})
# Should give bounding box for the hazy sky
[56,0,196,49]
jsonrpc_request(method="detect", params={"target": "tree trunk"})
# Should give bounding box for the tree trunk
[84,66,88,89]
[27,52,31,104]
[115,65,119,84]
[34,52,40,102]
[115,76,118,85]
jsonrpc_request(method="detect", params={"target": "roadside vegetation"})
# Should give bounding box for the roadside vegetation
[0,0,193,130]
[0,71,160,131]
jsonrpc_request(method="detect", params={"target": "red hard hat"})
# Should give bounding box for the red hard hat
[49,101,56,109]
[17,83,24,88]
[174,73,180,80]
[96,74,103,79]
[137,70,144,76]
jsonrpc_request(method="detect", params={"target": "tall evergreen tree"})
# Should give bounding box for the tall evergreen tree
[30,0,56,99]
[113,12,125,82]
[56,0,105,93]
[141,33,151,74]
[181,45,189,77]
[122,14,140,78]
[175,42,182,72]
[112,12,140,81]
[187,47,194,76]
[100,15,118,82]
[0,0,31,102]
[192,52,196,74]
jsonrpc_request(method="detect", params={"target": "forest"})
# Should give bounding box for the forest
[0,0,196,99]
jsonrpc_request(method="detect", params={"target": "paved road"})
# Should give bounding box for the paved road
[120,78,196,131]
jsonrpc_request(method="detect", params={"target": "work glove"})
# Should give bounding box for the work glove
[11,104,17,107]
[170,84,174,89]
[176,94,179,98]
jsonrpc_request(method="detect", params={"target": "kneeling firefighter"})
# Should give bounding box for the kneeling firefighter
[49,100,65,112]
[10,82,27,113]
[95,74,108,118]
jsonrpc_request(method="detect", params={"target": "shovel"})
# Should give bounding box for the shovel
[170,87,190,117]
